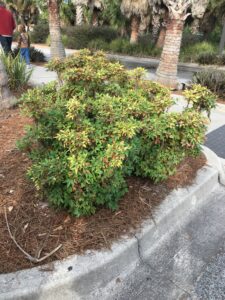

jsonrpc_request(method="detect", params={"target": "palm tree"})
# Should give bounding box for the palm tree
[0,59,15,110]
[6,0,39,28]
[155,0,192,88]
[48,0,65,59]
[102,0,127,35]
[191,0,209,33]
[209,0,225,54]
[72,0,88,25]
[220,17,225,54]
[121,0,150,44]
[88,0,103,26]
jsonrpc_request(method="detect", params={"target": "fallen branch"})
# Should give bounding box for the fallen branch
[4,207,62,263]
[138,195,157,226]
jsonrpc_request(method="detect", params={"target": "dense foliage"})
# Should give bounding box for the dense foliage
[184,84,216,117]
[192,69,225,97]
[88,36,162,57]
[196,52,225,65]
[19,50,208,216]
[30,19,49,44]
[61,25,118,50]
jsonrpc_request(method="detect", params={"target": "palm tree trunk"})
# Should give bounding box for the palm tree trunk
[130,15,140,44]
[76,5,84,25]
[156,19,184,89]
[152,15,161,43]
[191,18,200,34]
[48,0,66,59]
[92,8,99,27]
[219,21,225,55]
[0,59,15,110]
[156,26,166,48]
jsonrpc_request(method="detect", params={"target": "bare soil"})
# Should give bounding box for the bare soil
[0,108,206,274]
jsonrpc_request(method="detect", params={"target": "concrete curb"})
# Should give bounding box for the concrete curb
[202,145,225,186]
[0,148,220,300]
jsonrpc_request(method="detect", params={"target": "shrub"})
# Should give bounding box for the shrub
[192,69,225,97]
[206,25,222,44]
[196,52,218,65]
[181,41,216,62]
[0,52,32,91]
[87,39,110,51]
[30,20,49,44]
[218,54,225,65]
[181,26,204,48]
[108,37,161,57]
[184,84,217,117]
[109,38,128,53]
[19,50,208,216]
[61,25,118,49]
[13,47,46,62]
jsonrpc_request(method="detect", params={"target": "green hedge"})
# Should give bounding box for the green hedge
[30,20,49,44]
[180,41,217,62]
[61,25,118,49]
[19,50,210,216]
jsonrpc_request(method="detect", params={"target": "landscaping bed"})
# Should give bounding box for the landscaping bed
[0,108,206,274]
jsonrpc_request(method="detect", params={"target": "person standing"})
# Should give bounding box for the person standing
[0,1,16,54]
[17,24,30,66]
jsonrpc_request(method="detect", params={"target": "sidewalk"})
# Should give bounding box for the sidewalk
[29,43,225,87]
[28,43,225,73]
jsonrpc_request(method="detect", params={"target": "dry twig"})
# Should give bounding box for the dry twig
[4,207,62,263]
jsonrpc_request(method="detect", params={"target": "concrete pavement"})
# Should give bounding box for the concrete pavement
[111,185,225,300]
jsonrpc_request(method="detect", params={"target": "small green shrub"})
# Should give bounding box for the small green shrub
[181,41,216,62]
[19,50,208,216]
[181,26,204,48]
[0,52,32,91]
[30,20,49,44]
[13,47,46,62]
[206,25,222,44]
[61,25,118,49]
[218,54,225,65]
[108,37,161,57]
[184,84,217,117]
[109,38,128,53]
[87,39,110,51]
[196,52,218,65]
[196,52,225,66]
[192,69,225,97]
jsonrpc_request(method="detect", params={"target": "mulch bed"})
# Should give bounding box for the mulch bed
[0,108,206,274]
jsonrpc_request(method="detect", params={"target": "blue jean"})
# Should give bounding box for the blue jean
[0,35,12,54]
[20,48,30,65]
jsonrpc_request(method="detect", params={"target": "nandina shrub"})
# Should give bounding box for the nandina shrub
[19,50,208,216]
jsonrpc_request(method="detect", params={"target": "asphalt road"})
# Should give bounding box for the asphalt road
[111,186,225,300]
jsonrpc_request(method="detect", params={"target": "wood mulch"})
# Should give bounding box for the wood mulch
[0,108,206,274]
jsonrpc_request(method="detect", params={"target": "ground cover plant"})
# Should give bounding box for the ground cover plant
[19,50,211,217]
